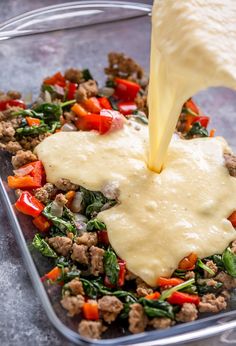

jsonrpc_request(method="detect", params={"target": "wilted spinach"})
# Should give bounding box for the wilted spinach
[43,203,77,234]
[80,187,110,218]
[197,280,223,295]
[132,110,148,124]
[140,298,174,319]
[185,122,208,139]
[222,247,236,277]
[86,218,106,231]
[104,248,119,286]
[82,69,94,81]
[32,234,57,258]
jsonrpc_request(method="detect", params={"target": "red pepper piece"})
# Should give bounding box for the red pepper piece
[167,291,200,305]
[97,230,109,245]
[145,292,161,300]
[15,191,44,217]
[192,116,210,128]
[72,103,88,117]
[75,113,113,134]
[43,72,66,88]
[98,97,112,110]
[8,161,45,190]
[104,275,116,288]
[178,252,198,270]
[118,101,137,116]
[118,260,126,287]
[82,97,102,114]
[157,277,184,287]
[83,302,99,320]
[0,99,26,111]
[41,266,62,282]
[67,82,77,100]
[33,215,51,232]
[185,99,199,115]
[26,117,41,127]
[114,78,140,101]
[228,211,236,227]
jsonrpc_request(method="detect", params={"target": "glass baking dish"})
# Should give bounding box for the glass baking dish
[1,1,236,345]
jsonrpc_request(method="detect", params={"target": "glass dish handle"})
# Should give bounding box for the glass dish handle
[0,1,151,40]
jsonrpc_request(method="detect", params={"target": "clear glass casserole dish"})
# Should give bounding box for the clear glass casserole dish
[1,1,236,345]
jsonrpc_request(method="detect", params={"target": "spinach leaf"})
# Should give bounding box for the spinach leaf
[132,110,148,124]
[14,109,44,119]
[33,102,62,121]
[205,254,224,271]
[140,298,174,319]
[86,218,106,231]
[43,203,77,234]
[222,247,236,277]
[80,187,109,218]
[196,259,215,276]
[82,69,94,81]
[80,278,111,298]
[185,122,208,139]
[197,280,223,295]
[104,248,119,285]
[16,123,49,136]
[172,269,187,279]
[32,234,57,258]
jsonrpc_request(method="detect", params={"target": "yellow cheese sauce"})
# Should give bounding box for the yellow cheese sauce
[35,126,236,286]
[35,0,236,286]
[149,0,236,172]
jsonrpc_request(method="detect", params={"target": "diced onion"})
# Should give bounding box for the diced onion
[50,200,63,217]
[71,191,83,212]
[13,165,34,177]
[61,123,77,132]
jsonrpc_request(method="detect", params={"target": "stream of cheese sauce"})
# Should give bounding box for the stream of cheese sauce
[149,0,236,172]
[35,0,236,286]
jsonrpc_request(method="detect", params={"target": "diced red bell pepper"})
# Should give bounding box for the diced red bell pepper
[98,97,112,110]
[97,230,109,245]
[82,97,102,114]
[192,116,210,128]
[157,277,184,287]
[65,190,76,209]
[75,113,113,134]
[83,302,99,320]
[185,99,199,115]
[118,260,126,287]
[41,266,62,282]
[8,161,45,189]
[114,78,140,101]
[145,292,161,300]
[228,211,236,227]
[178,253,198,270]
[26,117,41,127]
[43,72,66,88]
[15,191,44,217]
[0,99,26,111]
[118,101,137,116]
[67,82,77,100]
[167,291,200,305]
[33,215,51,232]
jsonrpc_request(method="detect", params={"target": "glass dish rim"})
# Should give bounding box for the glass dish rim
[1,1,236,344]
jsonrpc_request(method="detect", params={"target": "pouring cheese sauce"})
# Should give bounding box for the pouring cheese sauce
[35,0,236,286]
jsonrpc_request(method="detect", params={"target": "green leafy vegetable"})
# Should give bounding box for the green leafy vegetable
[86,218,106,231]
[80,187,110,218]
[43,203,77,234]
[197,279,223,295]
[16,123,49,136]
[160,279,195,301]
[83,69,94,81]
[140,298,174,319]
[104,248,119,286]
[132,110,148,124]
[32,234,57,258]
[14,109,44,119]
[172,269,187,279]
[205,254,224,271]
[196,259,215,276]
[222,247,236,277]
[185,122,208,139]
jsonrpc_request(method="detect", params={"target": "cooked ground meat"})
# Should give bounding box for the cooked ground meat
[224,153,236,177]
[34,183,58,204]
[54,193,68,206]
[128,303,148,334]
[105,52,144,82]
[90,246,105,276]
[78,320,104,339]
[61,294,84,317]
[71,243,89,264]
[185,271,195,280]
[215,271,236,290]
[221,290,231,301]
[149,317,173,329]
[55,178,79,192]
[76,232,98,247]
[48,236,72,256]
[98,296,123,324]
[125,269,137,281]
[175,303,198,322]
[64,68,83,84]
[136,277,153,297]
[7,90,22,99]
[198,293,227,313]
[65,278,84,296]
[75,80,98,102]
[1,141,22,154]
[19,133,50,151]
[0,121,15,141]
[63,111,76,122]
[11,150,37,169]
[204,260,218,278]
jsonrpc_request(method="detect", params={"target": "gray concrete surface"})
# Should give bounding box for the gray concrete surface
[1,0,236,345]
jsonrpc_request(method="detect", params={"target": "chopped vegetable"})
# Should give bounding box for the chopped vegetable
[43,72,66,87]
[0,99,26,111]
[83,302,99,320]
[82,68,93,81]
[192,116,210,128]
[209,128,216,137]
[222,247,236,277]
[114,78,140,101]
[167,291,200,306]
[67,82,77,100]
[145,292,161,300]
[185,122,208,138]
[33,215,51,232]
[43,203,77,234]
[32,234,57,258]
[41,266,62,282]
[26,116,41,127]
[98,97,112,110]
[86,218,106,231]
[15,191,44,217]
[97,230,110,245]
[157,277,184,287]
[71,103,88,117]
[118,101,137,115]
[65,190,76,209]
[8,161,44,189]
[118,260,126,287]
[178,252,198,270]
[160,278,195,301]
[140,298,174,319]
[228,211,236,227]
[196,259,215,276]
[104,248,119,286]
[82,97,101,114]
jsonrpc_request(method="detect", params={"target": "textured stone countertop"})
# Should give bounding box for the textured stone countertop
[1,1,236,345]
